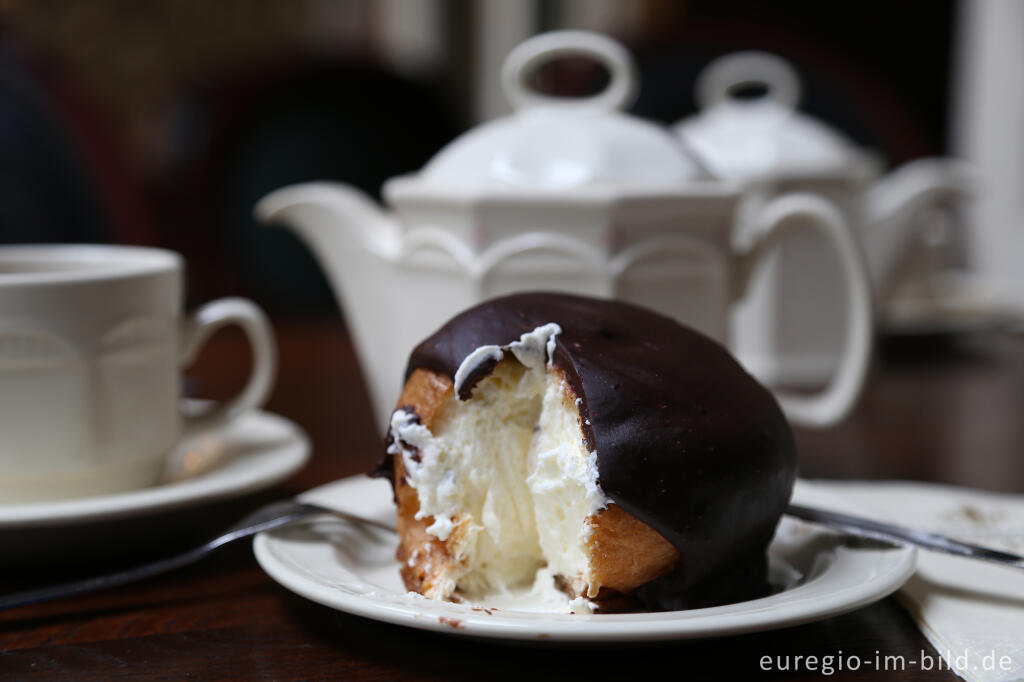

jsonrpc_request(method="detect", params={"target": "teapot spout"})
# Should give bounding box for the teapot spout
[864,158,974,294]
[256,182,404,426]
[255,181,400,266]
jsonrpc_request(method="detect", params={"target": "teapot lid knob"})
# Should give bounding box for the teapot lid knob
[500,30,638,113]
[695,51,801,114]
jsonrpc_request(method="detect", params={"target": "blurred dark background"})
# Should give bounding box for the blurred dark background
[0,0,956,314]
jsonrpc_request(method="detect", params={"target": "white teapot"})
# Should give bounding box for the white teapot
[256,32,872,429]
[675,51,971,383]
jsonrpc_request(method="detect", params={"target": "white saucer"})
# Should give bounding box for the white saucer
[0,408,309,530]
[253,476,917,642]
[880,271,1024,337]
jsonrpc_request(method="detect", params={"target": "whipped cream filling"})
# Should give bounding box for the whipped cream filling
[389,323,609,607]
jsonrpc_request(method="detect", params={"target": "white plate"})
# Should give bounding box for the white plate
[0,408,309,529]
[253,476,917,642]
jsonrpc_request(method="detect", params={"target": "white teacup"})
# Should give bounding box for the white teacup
[0,245,277,503]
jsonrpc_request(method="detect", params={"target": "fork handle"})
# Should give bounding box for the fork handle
[0,545,214,611]
[0,511,313,612]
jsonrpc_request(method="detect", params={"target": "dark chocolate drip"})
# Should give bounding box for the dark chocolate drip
[397,292,797,607]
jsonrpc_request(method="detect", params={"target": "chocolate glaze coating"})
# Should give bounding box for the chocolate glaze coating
[375,292,796,610]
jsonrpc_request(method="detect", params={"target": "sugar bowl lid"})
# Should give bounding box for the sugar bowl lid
[675,52,878,181]
[389,31,707,197]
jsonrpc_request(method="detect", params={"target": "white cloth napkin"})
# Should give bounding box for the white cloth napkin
[792,479,1024,682]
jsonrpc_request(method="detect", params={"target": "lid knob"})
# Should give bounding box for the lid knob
[696,51,801,115]
[501,30,638,113]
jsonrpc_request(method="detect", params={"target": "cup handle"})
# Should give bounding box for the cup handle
[732,193,874,428]
[179,297,277,433]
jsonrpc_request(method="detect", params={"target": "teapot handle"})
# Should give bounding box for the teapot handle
[501,30,637,112]
[732,193,874,428]
[696,51,801,113]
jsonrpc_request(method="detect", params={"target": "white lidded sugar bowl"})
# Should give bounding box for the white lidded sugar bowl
[257,31,873,429]
[675,51,971,383]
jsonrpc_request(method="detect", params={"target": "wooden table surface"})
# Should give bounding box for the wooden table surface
[2,317,1022,681]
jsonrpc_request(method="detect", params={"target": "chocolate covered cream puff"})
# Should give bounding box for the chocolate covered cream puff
[373,293,796,612]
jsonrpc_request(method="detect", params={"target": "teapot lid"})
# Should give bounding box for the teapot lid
[391,31,707,197]
[674,52,878,181]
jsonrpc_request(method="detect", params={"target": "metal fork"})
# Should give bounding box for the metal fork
[4,499,1022,612]
[0,500,394,612]
[786,504,1024,568]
